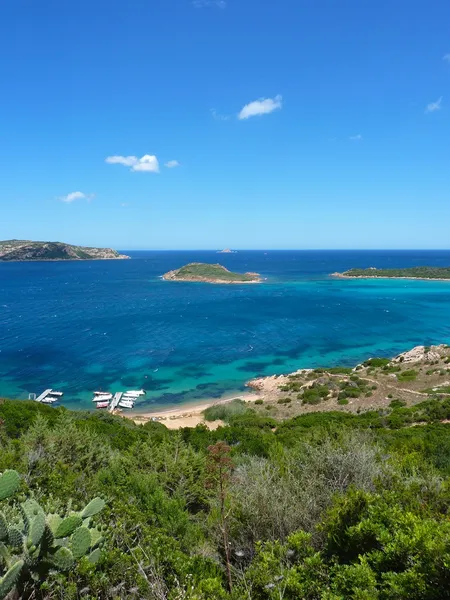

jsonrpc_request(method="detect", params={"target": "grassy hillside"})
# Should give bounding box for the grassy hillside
[1,395,450,598]
[163,262,261,282]
[338,266,450,279]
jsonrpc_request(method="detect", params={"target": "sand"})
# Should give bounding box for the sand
[128,392,260,430]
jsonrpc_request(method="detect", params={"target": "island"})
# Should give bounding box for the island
[331,266,450,280]
[0,240,130,262]
[217,248,236,254]
[162,262,261,284]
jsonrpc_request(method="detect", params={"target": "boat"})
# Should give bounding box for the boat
[49,391,64,397]
[41,397,58,404]
[118,400,135,409]
[96,401,109,409]
[125,390,146,397]
[92,393,112,402]
[93,391,110,396]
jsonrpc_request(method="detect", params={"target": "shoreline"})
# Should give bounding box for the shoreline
[331,273,450,282]
[127,391,260,429]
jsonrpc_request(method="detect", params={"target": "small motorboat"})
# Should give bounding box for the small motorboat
[96,401,109,409]
[118,399,135,409]
[92,393,113,402]
[41,397,58,404]
[125,390,146,397]
[50,391,64,397]
[93,391,110,396]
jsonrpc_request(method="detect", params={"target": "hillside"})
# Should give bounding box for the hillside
[0,378,450,598]
[333,266,450,279]
[162,262,261,283]
[0,240,130,261]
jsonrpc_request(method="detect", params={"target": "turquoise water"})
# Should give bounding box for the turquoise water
[1,250,450,412]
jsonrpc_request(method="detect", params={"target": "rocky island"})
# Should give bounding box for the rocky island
[332,266,450,280]
[0,240,130,261]
[162,262,261,284]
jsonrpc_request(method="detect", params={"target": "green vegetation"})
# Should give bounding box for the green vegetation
[163,262,261,283]
[203,398,250,422]
[397,369,418,382]
[339,266,450,279]
[1,397,450,598]
[0,240,128,261]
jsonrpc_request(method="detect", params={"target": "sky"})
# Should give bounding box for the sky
[0,0,449,250]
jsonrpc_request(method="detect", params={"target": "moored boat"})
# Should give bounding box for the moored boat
[96,401,109,409]
[125,390,146,397]
[92,393,113,402]
[118,399,135,409]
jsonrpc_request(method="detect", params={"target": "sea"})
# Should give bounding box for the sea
[1,250,450,412]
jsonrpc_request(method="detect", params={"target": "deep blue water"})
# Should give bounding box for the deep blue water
[2,250,450,412]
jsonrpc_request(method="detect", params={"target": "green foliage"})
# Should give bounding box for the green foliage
[203,399,250,422]
[343,266,450,279]
[0,399,450,598]
[0,470,20,500]
[397,369,418,382]
[364,357,391,368]
[0,470,106,597]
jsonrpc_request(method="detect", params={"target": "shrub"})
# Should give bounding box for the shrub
[203,399,249,422]
[397,370,418,382]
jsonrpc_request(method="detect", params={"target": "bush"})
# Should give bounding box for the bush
[397,370,418,382]
[338,398,349,405]
[364,357,390,368]
[254,399,263,405]
[203,399,249,422]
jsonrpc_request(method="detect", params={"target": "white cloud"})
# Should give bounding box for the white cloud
[105,154,160,173]
[193,0,226,8]
[349,134,363,141]
[58,191,94,203]
[443,54,450,63]
[211,108,230,121]
[165,160,180,168]
[425,97,443,113]
[238,95,282,120]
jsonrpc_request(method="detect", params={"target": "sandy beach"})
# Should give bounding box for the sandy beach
[129,391,260,429]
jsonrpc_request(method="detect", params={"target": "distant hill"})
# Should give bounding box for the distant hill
[162,262,261,284]
[0,240,130,261]
[332,266,450,280]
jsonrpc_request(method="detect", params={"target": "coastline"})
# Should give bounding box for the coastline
[331,273,450,282]
[127,391,260,429]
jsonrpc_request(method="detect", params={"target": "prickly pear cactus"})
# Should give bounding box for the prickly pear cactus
[0,560,24,598]
[54,515,82,538]
[81,497,105,519]
[0,470,107,597]
[0,471,20,501]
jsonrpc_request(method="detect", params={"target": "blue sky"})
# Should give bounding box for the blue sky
[1,0,449,250]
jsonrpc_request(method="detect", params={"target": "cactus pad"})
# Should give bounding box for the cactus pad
[46,513,62,535]
[71,527,91,559]
[87,548,101,564]
[0,513,8,541]
[0,470,20,501]
[89,527,103,549]
[8,527,23,549]
[52,547,75,571]
[29,512,46,546]
[80,497,105,519]
[54,515,82,539]
[0,559,24,598]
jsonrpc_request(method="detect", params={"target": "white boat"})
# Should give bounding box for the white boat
[50,391,64,397]
[118,400,135,409]
[41,397,58,404]
[125,390,146,397]
[92,393,112,402]
[96,401,109,409]
[93,391,110,396]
